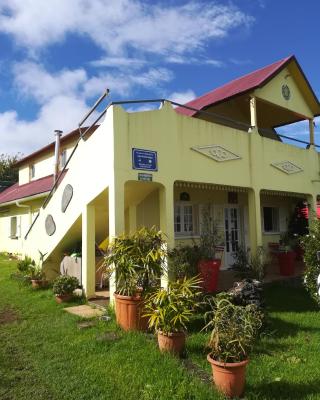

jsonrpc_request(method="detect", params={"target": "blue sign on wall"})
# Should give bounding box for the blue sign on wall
[132,148,158,171]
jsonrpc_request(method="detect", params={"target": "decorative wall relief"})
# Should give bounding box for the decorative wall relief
[191,145,241,162]
[61,184,73,213]
[271,161,303,175]
[45,215,56,236]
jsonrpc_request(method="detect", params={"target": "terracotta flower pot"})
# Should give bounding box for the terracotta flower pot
[198,259,221,293]
[31,279,48,289]
[114,293,148,331]
[277,251,295,276]
[55,293,73,303]
[157,331,186,356]
[207,353,248,398]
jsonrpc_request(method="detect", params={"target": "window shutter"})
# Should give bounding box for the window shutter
[10,217,17,238]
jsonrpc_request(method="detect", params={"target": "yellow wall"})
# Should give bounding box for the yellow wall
[18,142,76,185]
[255,66,313,119]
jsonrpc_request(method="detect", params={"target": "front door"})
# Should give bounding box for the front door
[224,207,241,267]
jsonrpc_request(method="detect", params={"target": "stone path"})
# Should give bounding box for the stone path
[64,304,104,318]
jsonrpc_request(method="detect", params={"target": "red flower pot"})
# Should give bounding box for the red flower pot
[277,251,295,276]
[157,331,186,356]
[114,293,148,331]
[198,259,221,293]
[207,354,248,398]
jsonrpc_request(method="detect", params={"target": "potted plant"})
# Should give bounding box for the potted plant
[144,276,202,356]
[28,251,48,288]
[204,294,263,398]
[29,264,48,288]
[168,245,201,281]
[104,227,166,331]
[277,232,296,276]
[198,205,223,292]
[52,275,79,303]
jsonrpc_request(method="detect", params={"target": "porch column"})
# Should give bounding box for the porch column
[248,189,263,255]
[250,96,258,132]
[128,205,137,233]
[159,183,175,287]
[306,193,317,218]
[108,181,125,301]
[309,119,315,147]
[81,203,96,298]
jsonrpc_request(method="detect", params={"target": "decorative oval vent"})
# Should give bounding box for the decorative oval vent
[45,215,56,236]
[61,184,73,213]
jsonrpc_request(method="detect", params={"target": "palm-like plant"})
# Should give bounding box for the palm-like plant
[144,276,202,334]
[104,227,166,296]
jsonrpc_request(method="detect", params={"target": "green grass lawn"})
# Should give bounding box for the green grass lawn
[1,254,320,400]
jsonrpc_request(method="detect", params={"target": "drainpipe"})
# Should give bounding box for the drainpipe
[53,130,63,185]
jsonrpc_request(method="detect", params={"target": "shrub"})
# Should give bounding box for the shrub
[204,294,263,363]
[168,245,201,280]
[300,219,320,305]
[17,256,35,274]
[52,275,79,295]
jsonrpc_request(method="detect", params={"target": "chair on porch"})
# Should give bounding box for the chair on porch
[215,245,225,268]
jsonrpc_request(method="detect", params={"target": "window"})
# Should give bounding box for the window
[10,216,18,239]
[263,207,280,233]
[60,149,67,169]
[30,164,35,179]
[174,203,194,235]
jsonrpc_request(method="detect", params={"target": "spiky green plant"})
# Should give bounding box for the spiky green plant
[144,276,202,334]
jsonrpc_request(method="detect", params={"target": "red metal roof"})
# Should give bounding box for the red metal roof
[175,56,293,117]
[0,172,66,205]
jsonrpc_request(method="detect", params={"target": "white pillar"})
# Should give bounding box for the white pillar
[250,96,258,131]
[108,181,125,302]
[82,203,96,298]
[159,184,175,287]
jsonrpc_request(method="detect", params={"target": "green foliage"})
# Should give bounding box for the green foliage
[300,218,320,305]
[232,245,267,281]
[199,205,223,260]
[17,256,35,274]
[168,245,201,280]
[29,264,46,280]
[104,227,166,296]
[52,275,79,295]
[144,276,202,334]
[0,153,21,183]
[204,294,263,363]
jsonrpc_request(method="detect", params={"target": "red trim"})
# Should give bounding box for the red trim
[0,172,67,205]
[175,55,319,118]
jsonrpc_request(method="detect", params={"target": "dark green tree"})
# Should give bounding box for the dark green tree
[0,153,22,191]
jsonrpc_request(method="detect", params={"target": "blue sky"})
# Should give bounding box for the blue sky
[0,0,319,155]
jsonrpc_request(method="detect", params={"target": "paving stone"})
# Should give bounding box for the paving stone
[64,305,104,318]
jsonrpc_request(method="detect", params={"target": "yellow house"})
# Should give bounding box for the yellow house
[1,55,320,299]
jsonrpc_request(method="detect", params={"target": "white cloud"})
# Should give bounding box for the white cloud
[0,1,253,58]
[13,62,87,103]
[168,90,196,106]
[0,95,89,155]
[84,67,173,98]
[90,57,146,69]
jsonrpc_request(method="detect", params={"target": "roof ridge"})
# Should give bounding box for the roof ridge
[183,55,293,107]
